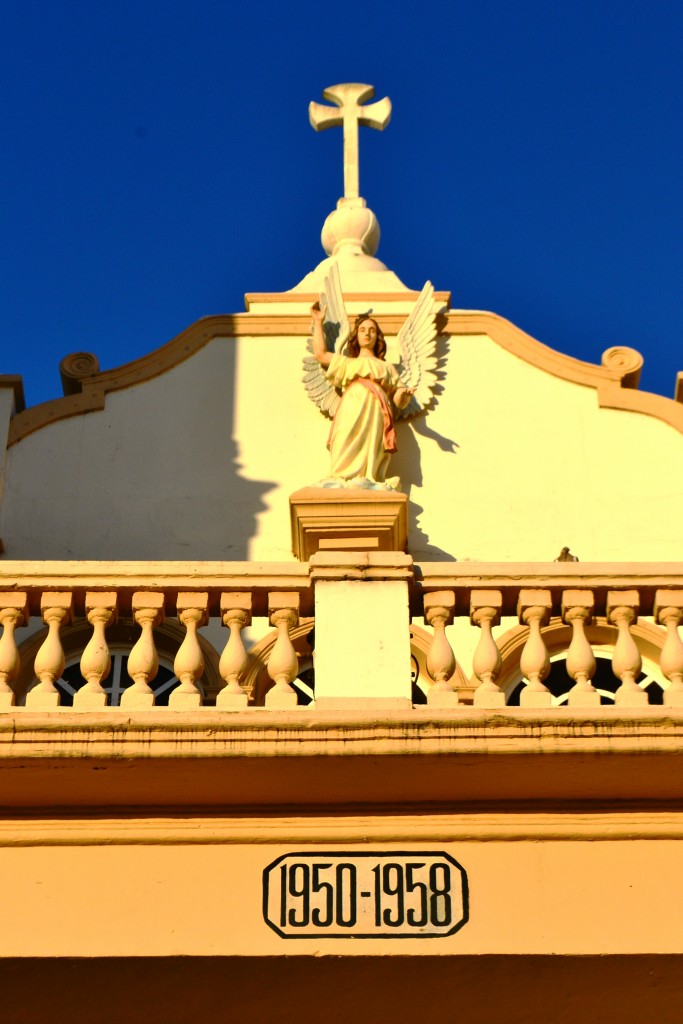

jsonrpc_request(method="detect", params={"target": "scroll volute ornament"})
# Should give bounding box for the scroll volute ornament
[517,589,552,708]
[218,592,252,710]
[28,592,73,709]
[655,590,683,707]
[424,591,457,707]
[607,590,647,707]
[470,590,504,708]
[0,593,29,708]
[266,593,300,709]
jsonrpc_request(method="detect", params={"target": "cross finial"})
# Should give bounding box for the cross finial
[309,84,392,201]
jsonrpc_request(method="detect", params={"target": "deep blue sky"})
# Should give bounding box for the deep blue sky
[1,0,681,407]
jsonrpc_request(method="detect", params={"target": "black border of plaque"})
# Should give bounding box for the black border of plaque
[263,850,469,939]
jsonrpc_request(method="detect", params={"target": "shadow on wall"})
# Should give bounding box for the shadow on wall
[390,330,460,560]
[392,417,460,562]
[123,338,278,560]
[0,338,277,560]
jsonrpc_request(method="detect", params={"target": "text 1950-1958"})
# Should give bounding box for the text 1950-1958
[263,851,468,939]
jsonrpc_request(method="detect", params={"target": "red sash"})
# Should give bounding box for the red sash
[328,378,397,453]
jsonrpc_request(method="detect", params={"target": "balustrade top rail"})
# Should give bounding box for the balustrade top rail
[0,558,682,618]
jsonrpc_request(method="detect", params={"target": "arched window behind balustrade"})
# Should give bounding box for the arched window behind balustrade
[15,619,222,707]
[497,617,667,706]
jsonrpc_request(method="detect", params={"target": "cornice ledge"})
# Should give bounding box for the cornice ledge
[9,313,314,447]
[447,311,683,437]
[447,311,630,388]
[9,309,682,446]
[1,707,683,752]
[7,310,424,446]
[596,380,683,435]
[8,385,105,446]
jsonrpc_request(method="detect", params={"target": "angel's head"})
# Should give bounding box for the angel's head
[347,316,387,360]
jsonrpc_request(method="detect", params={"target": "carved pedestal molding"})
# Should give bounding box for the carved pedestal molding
[0,593,29,709]
[562,589,599,708]
[27,592,73,710]
[120,592,164,709]
[266,593,301,709]
[289,488,408,560]
[424,590,457,707]
[654,589,683,707]
[607,590,646,707]
[518,589,552,708]
[171,593,209,709]
[217,592,252,710]
[74,592,117,710]
[471,590,504,708]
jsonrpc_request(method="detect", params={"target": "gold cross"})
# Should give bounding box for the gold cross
[309,83,392,201]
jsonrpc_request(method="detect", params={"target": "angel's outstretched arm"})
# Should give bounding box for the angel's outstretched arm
[310,302,332,367]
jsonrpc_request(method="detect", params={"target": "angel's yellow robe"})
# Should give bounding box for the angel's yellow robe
[325,354,400,485]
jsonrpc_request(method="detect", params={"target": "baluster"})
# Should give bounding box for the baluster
[562,590,599,707]
[471,590,504,708]
[518,589,552,707]
[265,593,300,709]
[424,591,457,706]
[655,590,683,707]
[217,592,252,710]
[74,592,117,709]
[170,593,209,709]
[0,593,29,710]
[607,590,647,707]
[120,592,164,709]
[27,592,73,710]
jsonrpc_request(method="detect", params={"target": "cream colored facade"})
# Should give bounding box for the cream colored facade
[1,85,683,1021]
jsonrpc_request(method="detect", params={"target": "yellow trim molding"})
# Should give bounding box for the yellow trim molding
[8,311,683,446]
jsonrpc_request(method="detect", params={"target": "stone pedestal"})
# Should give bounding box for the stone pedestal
[310,552,414,705]
[289,487,408,561]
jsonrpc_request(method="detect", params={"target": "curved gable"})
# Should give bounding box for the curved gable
[7,308,683,446]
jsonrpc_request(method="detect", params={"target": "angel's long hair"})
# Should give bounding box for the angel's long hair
[346,316,387,360]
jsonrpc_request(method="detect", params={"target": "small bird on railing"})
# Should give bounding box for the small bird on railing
[555,546,579,562]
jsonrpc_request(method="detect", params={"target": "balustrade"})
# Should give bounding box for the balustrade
[655,590,683,707]
[0,592,28,709]
[424,590,457,707]
[217,593,252,710]
[120,592,164,709]
[471,590,504,708]
[0,560,681,714]
[265,593,300,709]
[75,592,117,709]
[171,593,209,709]
[608,590,647,707]
[518,590,552,707]
[562,590,599,707]
[27,592,72,710]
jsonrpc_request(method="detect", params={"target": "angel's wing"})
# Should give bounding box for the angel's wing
[395,281,439,420]
[302,261,350,419]
[321,261,350,354]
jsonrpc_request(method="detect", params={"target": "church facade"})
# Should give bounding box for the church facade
[0,84,682,1021]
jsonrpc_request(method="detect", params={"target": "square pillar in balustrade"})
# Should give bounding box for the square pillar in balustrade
[310,552,413,710]
[289,487,408,561]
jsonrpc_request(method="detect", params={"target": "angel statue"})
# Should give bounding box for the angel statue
[303,263,439,491]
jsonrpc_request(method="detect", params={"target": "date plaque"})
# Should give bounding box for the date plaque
[263,850,468,939]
